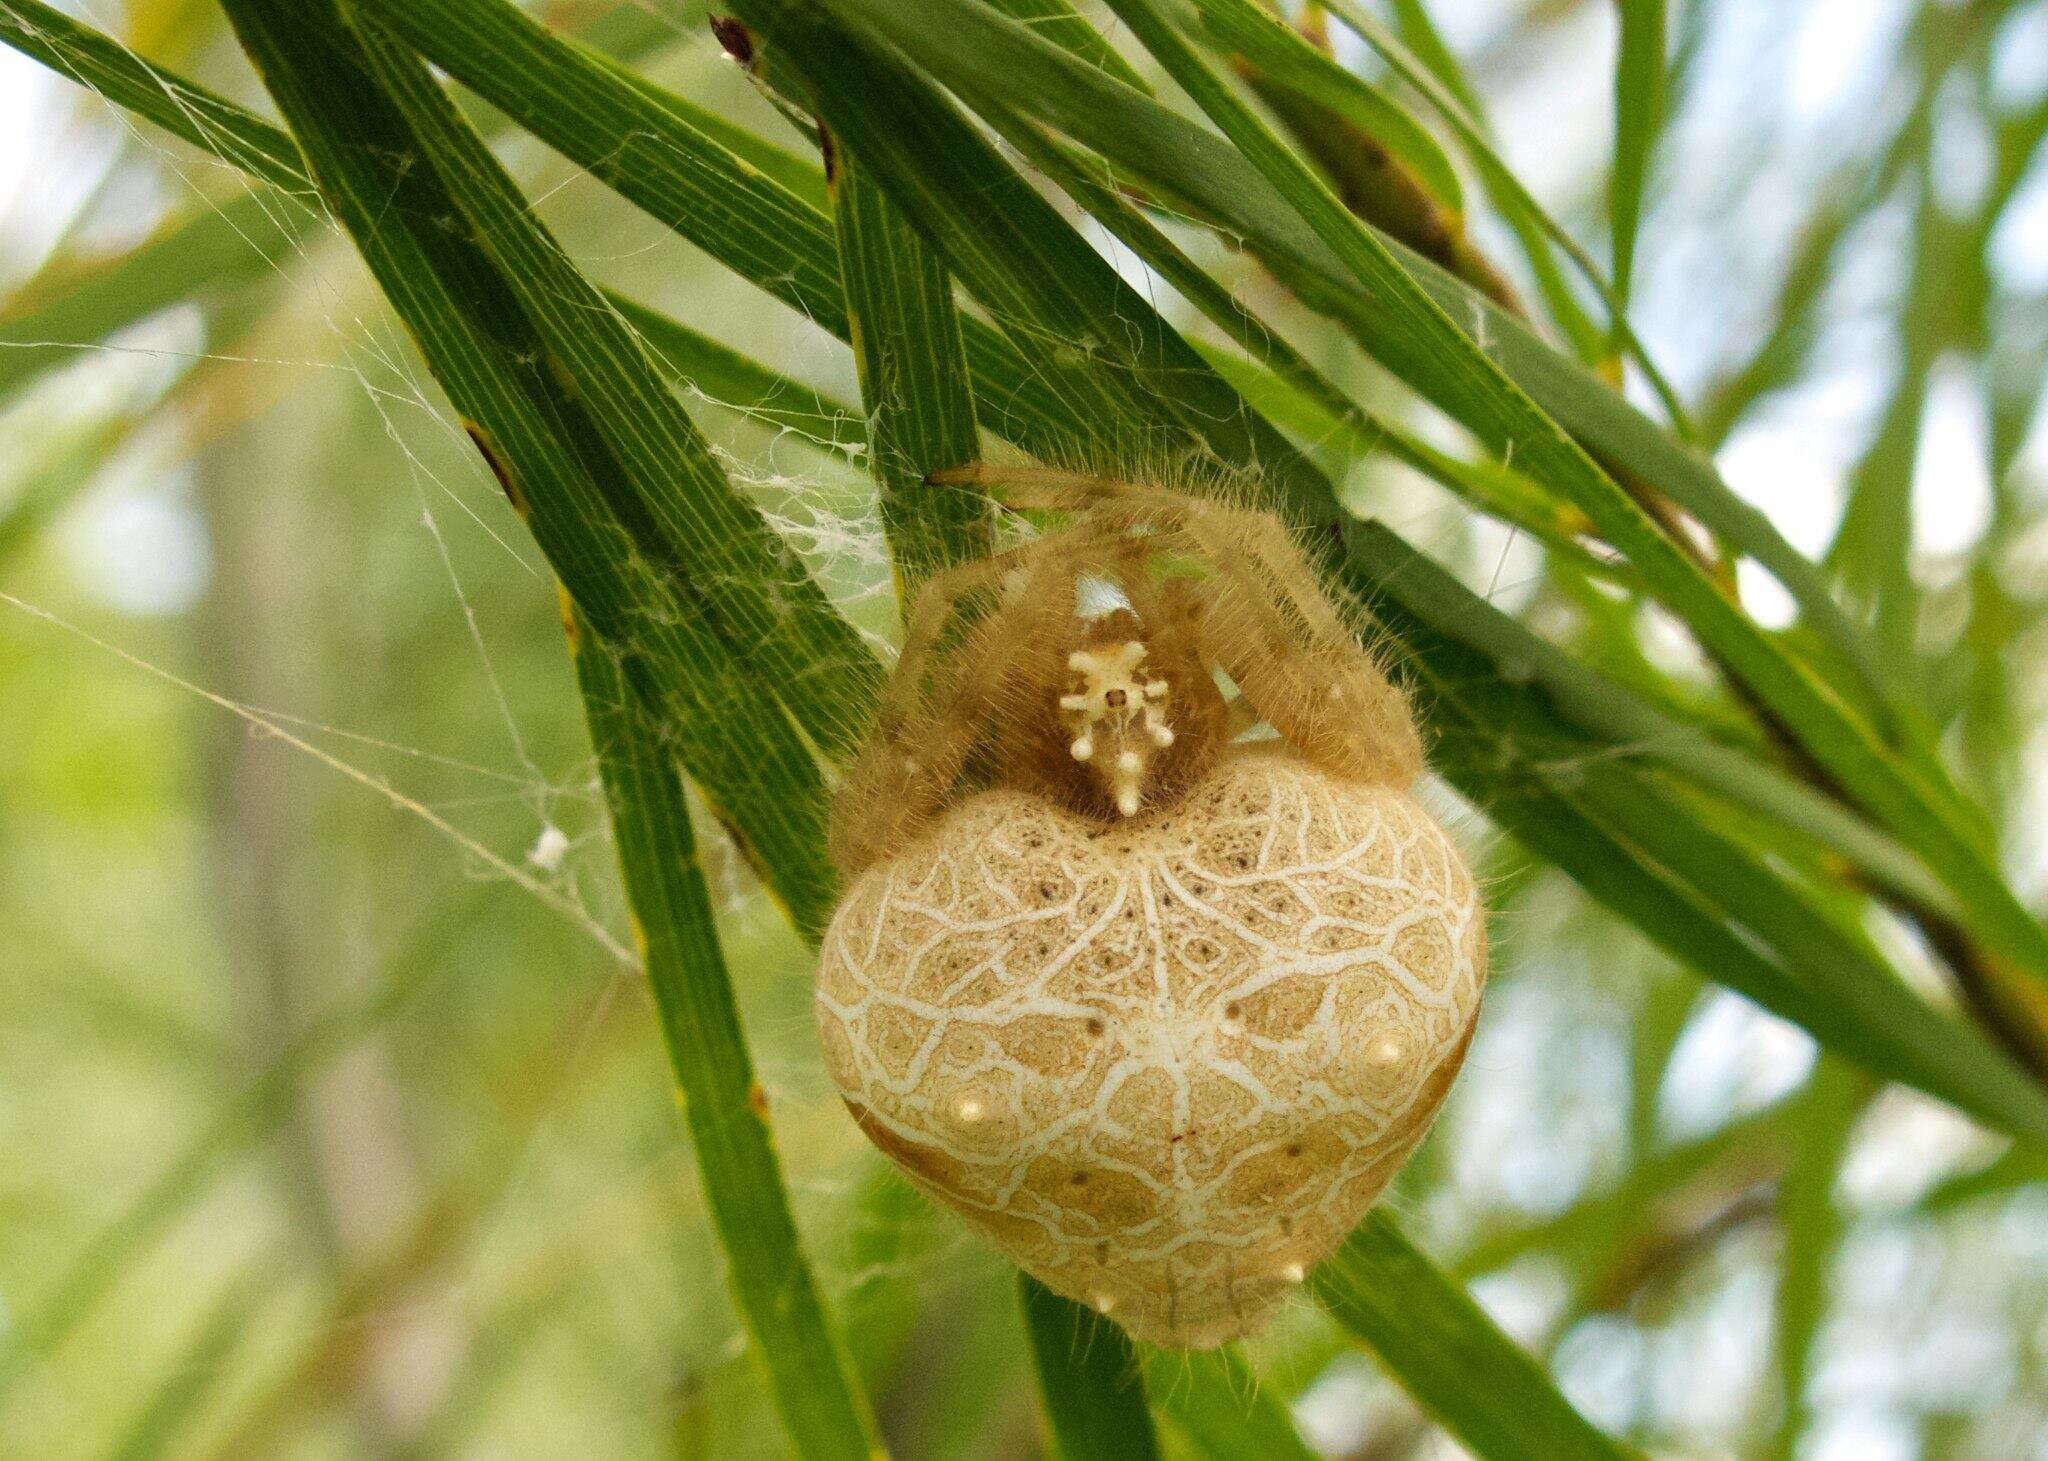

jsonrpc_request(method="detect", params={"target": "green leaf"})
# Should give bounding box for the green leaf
[1194,340,1630,584]
[1345,518,1949,914]
[0,187,314,403]
[343,10,882,758]
[1019,1275,1163,1461]
[1188,0,1464,219]
[727,0,1340,518]
[0,0,1084,482]
[1376,0,1608,360]
[1345,523,2048,1147]
[987,113,1604,574]
[612,296,867,453]
[1313,1213,1640,1460]
[569,613,877,1459]
[1609,0,1668,311]
[0,0,307,182]
[1314,0,1670,404]
[1147,1346,1316,1460]
[827,137,990,587]
[981,0,1148,90]
[320,0,1112,471]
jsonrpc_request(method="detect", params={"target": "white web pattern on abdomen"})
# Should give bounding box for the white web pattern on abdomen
[815,751,1485,1347]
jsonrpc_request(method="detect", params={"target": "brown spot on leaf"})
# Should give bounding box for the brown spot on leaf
[463,420,527,520]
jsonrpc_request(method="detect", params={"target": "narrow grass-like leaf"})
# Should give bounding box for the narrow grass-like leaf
[0,0,1083,473]
[1194,341,1627,583]
[982,0,1148,89]
[1019,1275,1163,1461]
[0,188,312,401]
[1348,522,1951,913]
[1147,1346,1316,1460]
[990,116,1608,575]
[1768,1060,1866,1460]
[613,297,866,452]
[208,0,842,930]
[1313,1213,1639,1459]
[1314,0,1675,411]
[1377,0,1606,360]
[107,1274,266,1461]
[1347,524,2048,1145]
[727,0,1341,519]
[320,0,1110,470]
[1609,0,1667,312]
[0,0,309,183]
[827,142,989,587]
[569,610,876,1459]
[1191,0,1463,218]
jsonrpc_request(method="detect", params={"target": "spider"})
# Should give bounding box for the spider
[816,474,1484,1347]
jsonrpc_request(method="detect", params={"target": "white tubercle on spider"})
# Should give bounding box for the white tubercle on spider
[1059,640,1175,816]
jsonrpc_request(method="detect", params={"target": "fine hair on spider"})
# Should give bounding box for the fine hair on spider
[829,466,1422,877]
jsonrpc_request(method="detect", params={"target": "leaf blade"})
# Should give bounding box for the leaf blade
[570,613,878,1459]
[1609,0,1668,311]
[1313,1213,1639,1460]
[1019,1275,1163,1461]
[828,136,990,587]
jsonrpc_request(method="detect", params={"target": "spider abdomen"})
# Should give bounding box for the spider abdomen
[815,750,1485,1348]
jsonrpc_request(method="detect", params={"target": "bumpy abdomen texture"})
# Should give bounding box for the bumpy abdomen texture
[815,752,1485,1347]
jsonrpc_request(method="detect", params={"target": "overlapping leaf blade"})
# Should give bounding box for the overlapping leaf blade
[1316,1214,1639,1458]
[1020,1276,1163,1460]
[196,1,874,1451]
[570,611,876,1458]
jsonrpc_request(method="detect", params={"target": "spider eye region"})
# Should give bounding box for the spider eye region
[1061,639,1177,816]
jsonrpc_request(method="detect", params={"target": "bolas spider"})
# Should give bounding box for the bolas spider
[815,474,1486,1348]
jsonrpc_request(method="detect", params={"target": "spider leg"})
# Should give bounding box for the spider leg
[832,548,1038,873]
[1167,498,1422,787]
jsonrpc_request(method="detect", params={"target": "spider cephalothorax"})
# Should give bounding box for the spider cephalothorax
[817,477,1485,1347]
[1060,634,1175,816]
